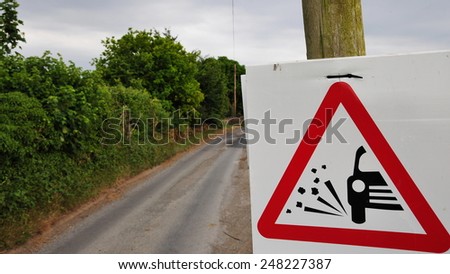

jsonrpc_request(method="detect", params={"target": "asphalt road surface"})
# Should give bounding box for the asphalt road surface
[38,130,249,254]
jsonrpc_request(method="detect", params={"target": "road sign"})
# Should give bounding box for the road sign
[242,51,450,253]
[257,82,449,253]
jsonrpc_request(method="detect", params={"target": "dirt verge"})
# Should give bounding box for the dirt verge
[212,149,253,253]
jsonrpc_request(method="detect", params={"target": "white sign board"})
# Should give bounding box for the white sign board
[242,51,450,253]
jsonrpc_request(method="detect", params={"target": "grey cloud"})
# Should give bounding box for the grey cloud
[15,0,450,69]
[362,0,450,54]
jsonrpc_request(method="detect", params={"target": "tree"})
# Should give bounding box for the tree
[94,28,204,113]
[217,56,245,116]
[0,0,26,55]
[197,57,229,120]
[302,0,365,59]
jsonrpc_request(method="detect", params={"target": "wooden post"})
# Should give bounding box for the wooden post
[302,0,366,59]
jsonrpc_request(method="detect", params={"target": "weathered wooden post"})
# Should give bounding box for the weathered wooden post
[302,0,366,59]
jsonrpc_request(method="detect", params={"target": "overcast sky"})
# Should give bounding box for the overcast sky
[16,0,450,69]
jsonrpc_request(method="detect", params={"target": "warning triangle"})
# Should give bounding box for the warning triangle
[257,82,450,253]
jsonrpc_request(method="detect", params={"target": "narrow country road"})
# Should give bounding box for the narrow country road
[37,129,251,254]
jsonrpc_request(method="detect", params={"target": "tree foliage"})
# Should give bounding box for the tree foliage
[0,52,111,155]
[0,91,47,158]
[217,56,245,116]
[0,52,176,249]
[197,57,229,120]
[196,56,245,120]
[94,28,204,113]
[0,0,25,55]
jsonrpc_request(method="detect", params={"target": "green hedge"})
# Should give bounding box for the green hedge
[0,53,187,250]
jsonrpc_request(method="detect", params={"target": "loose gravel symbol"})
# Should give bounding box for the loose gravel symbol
[287,164,348,217]
[286,146,404,224]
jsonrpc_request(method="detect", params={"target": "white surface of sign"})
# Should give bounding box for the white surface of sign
[242,51,450,253]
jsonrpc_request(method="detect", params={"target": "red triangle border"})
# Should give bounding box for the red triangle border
[257,82,450,253]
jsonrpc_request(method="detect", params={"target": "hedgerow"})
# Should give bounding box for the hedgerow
[0,53,188,250]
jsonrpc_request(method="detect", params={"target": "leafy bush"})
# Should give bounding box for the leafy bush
[94,28,204,113]
[0,49,201,249]
[0,53,112,154]
[0,91,47,158]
